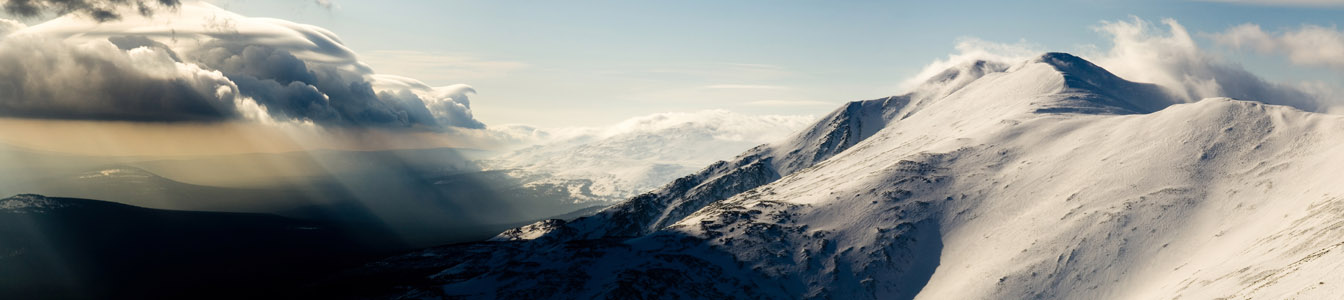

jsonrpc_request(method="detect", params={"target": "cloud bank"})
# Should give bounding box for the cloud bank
[490,110,816,153]
[0,35,238,121]
[2,0,180,21]
[0,1,484,129]
[485,109,815,202]
[1088,17,1333,112]
[1211,24,1344,71]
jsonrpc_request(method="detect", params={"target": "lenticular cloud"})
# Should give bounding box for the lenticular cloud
[0,1,484,130]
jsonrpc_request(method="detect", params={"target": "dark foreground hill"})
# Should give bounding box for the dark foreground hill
[0,194,393,300]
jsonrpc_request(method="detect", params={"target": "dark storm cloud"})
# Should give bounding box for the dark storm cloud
[0,37,238,122]
[191,43,482,129]
[0,2,488,130]
[2,0,180,22]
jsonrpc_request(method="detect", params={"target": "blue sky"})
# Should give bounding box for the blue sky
[16,0,1344,128]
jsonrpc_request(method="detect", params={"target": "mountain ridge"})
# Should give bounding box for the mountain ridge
[495,52,1179,242]
[320,53,1344,299]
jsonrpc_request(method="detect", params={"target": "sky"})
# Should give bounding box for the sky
[0,0,1341,154]
[194,0,1344,127]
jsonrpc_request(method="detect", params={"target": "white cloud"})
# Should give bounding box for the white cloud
[703,84,790,90]
[745,100,833,107]
[314,0,335,10]
[898,37,1044,92]
[596,110,813,141]
[497,110,814,147]
[484,109,815,201]
[1211,23,1344,70]
[895,17,1342,113]
[22,3,365,67]
[0,18,23,38]
[1083,17,1337,112]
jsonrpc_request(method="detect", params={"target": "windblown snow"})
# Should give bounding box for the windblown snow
[388,53,1344,299]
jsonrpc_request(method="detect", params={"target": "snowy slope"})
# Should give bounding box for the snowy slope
[482,110,811,204]
[346,53,1344,299]
[492,59,1011,241]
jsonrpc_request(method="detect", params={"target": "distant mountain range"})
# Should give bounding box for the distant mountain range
[323,53,1344,299]
[0,146,605,248]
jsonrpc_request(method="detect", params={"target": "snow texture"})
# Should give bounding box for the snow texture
[392,52,1344,299]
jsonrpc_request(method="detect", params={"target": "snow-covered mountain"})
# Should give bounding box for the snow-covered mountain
[481,110,812,203]
[328,53,1344,299]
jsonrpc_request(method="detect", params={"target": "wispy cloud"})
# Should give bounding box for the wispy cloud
[1196,0,1344,7]
[1210,23,1344,71]
[314,0,336,10]
[900,37,1044,91]
[702,84,790,90]
[745,100,834,107]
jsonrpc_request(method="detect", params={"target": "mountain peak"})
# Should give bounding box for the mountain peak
[1034,52,1092,68]
[1032,52,1126,85]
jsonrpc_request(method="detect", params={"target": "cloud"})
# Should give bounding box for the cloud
[899,37,1043,92]
[0,18,23,37]
[495,110,816,161]
[703,84,790,90]
[1211,23,1344,70]
[0,35,239,122]
[0,2,487,129]
[314,0,334,10]
[744,100,833,107]
[191,42,481,128]
[900,18,1340,113]
[2,0,181,22]
[1085,17,1335,112]
[568,110,815,142]
[1196,0,1344,7]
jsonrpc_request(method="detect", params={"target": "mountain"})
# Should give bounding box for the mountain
[0,147,603,248]
[314,53,1344,299]
[0,194,393,299]
[481,110,812,204]
[13,165,346,213]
